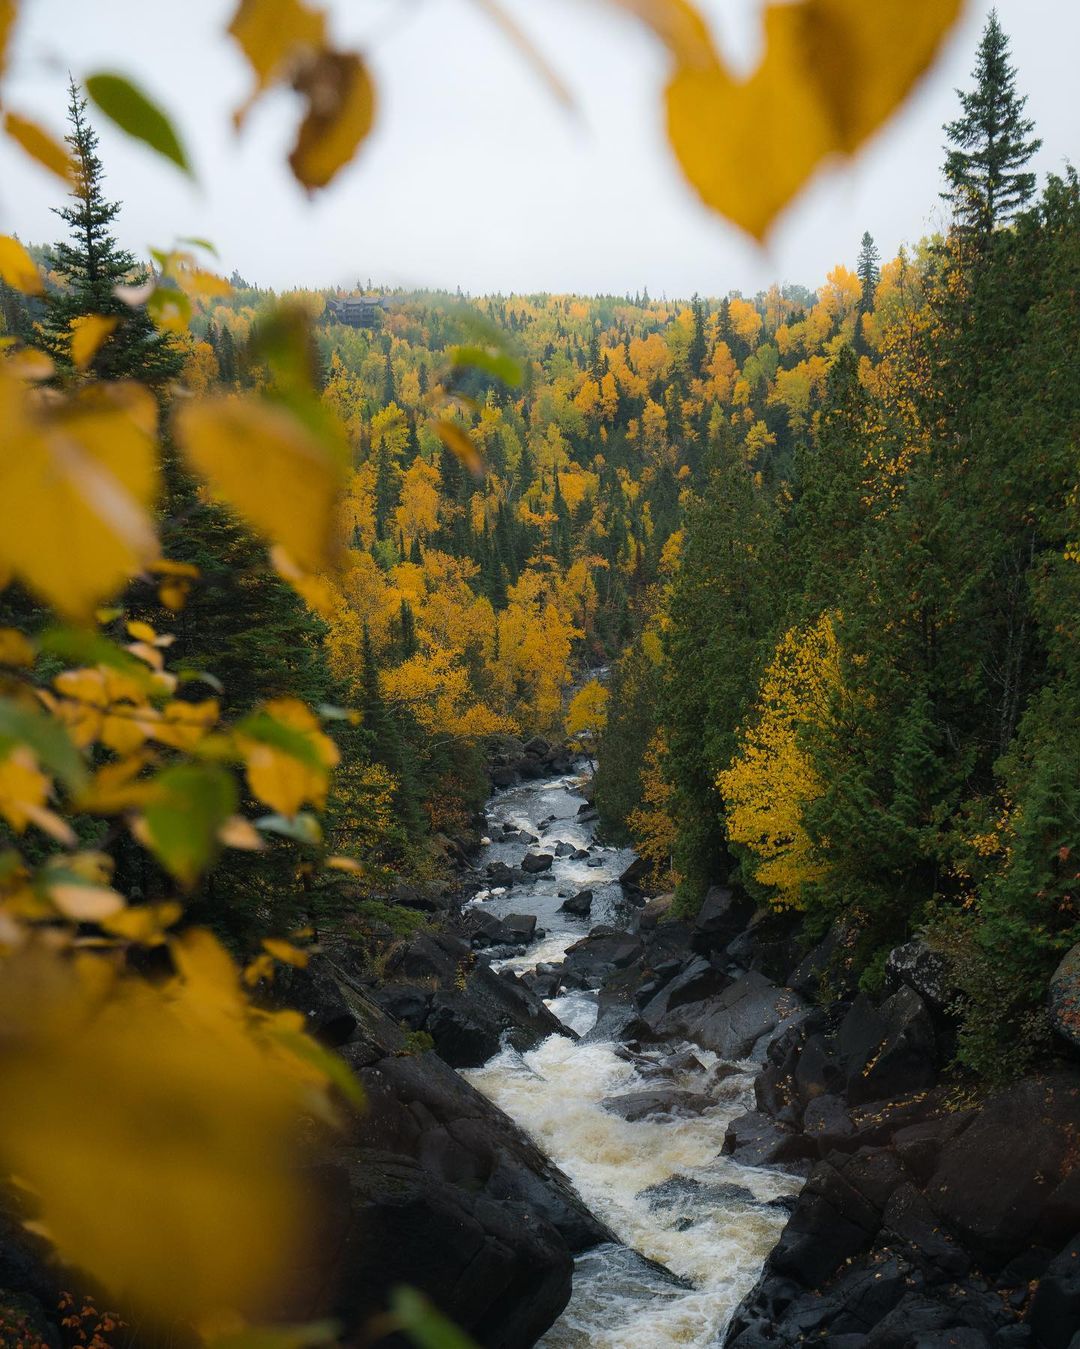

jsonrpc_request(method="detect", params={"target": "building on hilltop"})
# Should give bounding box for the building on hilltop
[324,294,393,328]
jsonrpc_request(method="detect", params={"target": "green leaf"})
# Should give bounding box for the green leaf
[254,812,323,847]
[85,73,192,176]
[449,344,522,389]
[0,698,86,791]
[391,1288,480,1349]
[141,763,237,888]
[40,626,151,681]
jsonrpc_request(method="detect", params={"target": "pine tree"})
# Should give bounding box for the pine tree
[856,231,880,313]
[41,78,181,383]
[687,294,708,377]
[943,10,1041,237]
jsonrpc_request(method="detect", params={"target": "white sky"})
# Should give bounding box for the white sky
[1,0,1077,298]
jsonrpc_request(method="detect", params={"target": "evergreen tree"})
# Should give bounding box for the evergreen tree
[856,231,880,312]
[943,10,1041,237]
[41,78,181,383]
[687,294,708,376]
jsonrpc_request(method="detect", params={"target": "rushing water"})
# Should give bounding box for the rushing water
[462,770,798,1348]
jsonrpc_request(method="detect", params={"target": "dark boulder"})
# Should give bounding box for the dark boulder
[1029,1233,1080,1349]
[427,991,503,1066]
[521,851,553,874]
[884,938,959,1013]
[600,1089,715,1123]
[637,957,731,1033]
[502,913,539,944]
[559,889,593,916]
[721,1111,816,1170]
[836,987,938,1105]
[553,841,576,858]
[666,970,807,1061]
[926,1070,1080,1265]
[690,885,754,956]
[462,908,515,949]
[559,928,644,990]
[489,766,518,788]
[371,983,430,1031]
[618,856,651,891]
[486,860,515,886]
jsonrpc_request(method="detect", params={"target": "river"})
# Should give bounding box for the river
[461,769,798,1348]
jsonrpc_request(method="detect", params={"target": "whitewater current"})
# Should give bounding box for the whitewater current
[462,771,798,1348]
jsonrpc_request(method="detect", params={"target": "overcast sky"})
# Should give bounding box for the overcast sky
[1,0,1077,298]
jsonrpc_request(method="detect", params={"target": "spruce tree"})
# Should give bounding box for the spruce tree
[942,10,1041,237]
[42,78,181,383]
[856,231,880,313]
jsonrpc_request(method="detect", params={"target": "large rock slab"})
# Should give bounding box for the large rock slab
[1049,942,1080,1055]
[660,970,807,1061]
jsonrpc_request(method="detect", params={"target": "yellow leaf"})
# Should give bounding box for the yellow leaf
[0,374,159,619]
[663,0,964,239]
[270,544,337,619]
[289,49,375,192]
[126,619,157,643]
[0,234,43,296]
[0,628,35,667]
[173,396,342,572]
[2,111,74,184]
[4,347,54,381]
[70,314,119,372]
[239,697,338,817]
[0,745,49,832]
[0,941,321,1320]
[325,855,363,874]
[46,881,126,922]
[228,0,327,117]
[218,814,265,850]
[152,698,220,751]
[74,754,158,813]
[98,900,181,944]
[0,0,15,81]
[243,952,276,986]
[262,937,309,968]
[432,418,483,476]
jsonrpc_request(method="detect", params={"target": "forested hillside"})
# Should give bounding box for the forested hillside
[597,16,1080,1079]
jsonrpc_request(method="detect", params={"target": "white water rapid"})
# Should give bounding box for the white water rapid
[462,771,799,1347]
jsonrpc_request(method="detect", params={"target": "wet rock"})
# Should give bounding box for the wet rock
[553,841,576,858]
[462,908,516,949]
[559,889,593,916]
[787,923,859,1001]
[669,970,807,1061]
[884,938,958,1013]
[600,1088,715,1122]
[725,906,804,982]
[618,856,651,891]
[586,856,604,868]
[925,1069,1080,1264]
[690,885,754,956]
[722,1111,817,1170]
[836,987,938,1105]
[489,765,518,788]
[639,1175,758,1211]
[1029,1232,1080,1349]
[1049,943,1080,1055]
[521,851,554,874]
[427,992,502,1066]
[638,893,675,932]
[803,1094,854,1152]
[576,803,598,820]
[572,848,590,860]
[559,928,644,989]
[371,983,430,1031]
[485,860,515,886]
[638,957,731,1032]
[502,913,539,944]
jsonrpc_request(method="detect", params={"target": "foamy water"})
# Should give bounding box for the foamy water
[462,772,798,1347]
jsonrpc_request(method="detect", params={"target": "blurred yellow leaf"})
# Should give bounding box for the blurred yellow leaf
[70,314,119,372]
[229,0,327,117]
[74,753,158,813]
[0,628,35,667]
[239,698,338,817]
[270,545,337,619]
[432,418,483,476]
[218,814,265,850]
[262,937,309,968]
[98,900,182,944]
[2,111,74,184]
[5,348,54,383]
[126,619,157,643]
[0,374,159,619]
[325,855,363,874]
[174,396,342,572]
[662,0,964,239]
[0,0,15,81]
[0,234,42,296]
[289,50,375,192]
[152,697,220,750]
[0,941,320,1321]
[0,746,49,832]
[45,880,125,922]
